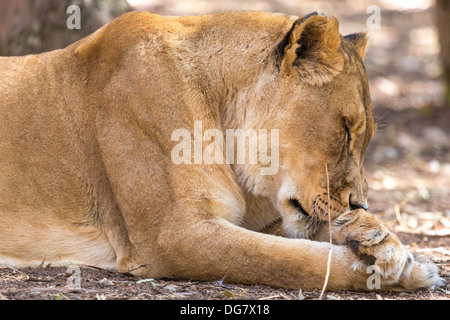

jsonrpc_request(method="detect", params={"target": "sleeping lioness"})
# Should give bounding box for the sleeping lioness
[0,11,442,291]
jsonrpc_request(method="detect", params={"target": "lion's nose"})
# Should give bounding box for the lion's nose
[349,195,368,211]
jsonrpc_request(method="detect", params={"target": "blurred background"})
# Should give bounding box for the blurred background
[0,0,449,251]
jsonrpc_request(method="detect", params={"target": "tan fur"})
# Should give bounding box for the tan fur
[0,11,441,290]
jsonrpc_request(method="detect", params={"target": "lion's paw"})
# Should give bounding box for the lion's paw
[396,254,444,290]
[332,209,442,290]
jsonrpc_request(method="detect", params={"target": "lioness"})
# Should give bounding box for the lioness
[0,11,442,291]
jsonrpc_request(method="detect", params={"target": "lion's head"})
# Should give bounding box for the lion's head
[233,12,376,238]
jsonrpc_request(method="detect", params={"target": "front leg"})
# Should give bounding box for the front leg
[95,112,376,291]
[331,209,443,290]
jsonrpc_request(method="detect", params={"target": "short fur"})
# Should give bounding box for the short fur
[0,11,441,290]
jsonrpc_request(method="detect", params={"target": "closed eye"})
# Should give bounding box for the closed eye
[344,122,352,145]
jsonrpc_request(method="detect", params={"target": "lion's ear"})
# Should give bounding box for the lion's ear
[279,12,344,85]
[344,32,369,59]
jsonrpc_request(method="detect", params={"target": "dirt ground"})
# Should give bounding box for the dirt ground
[1,0,449,300]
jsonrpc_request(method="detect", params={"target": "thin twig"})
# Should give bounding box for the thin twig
[25,277,54,282]
[120,263,151,276]
[319,163,332,300]
[259,294,291,300]
[38,257,46,268]
[394,203,406,227]
[6,266,30,281]
[394,190,417,227]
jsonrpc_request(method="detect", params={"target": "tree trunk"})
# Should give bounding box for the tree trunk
[0,0,130,56]
[436,0,450,106]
